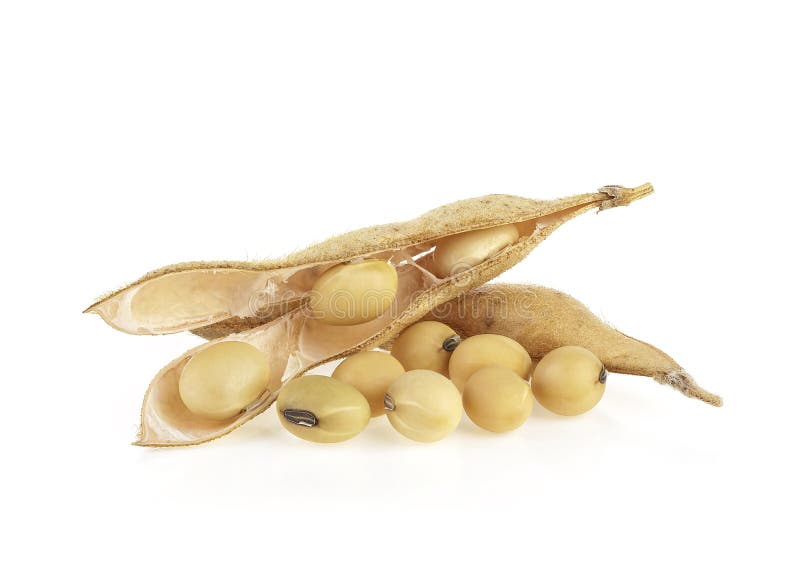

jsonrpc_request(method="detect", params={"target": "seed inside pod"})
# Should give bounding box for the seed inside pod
[532,346,606,416]
[332,351,405,417]
[430,224,520,278]
[178,341,270,421]
[448,333,532,392]
[308,260,398,326]
[390,321,461,376]
[277,375,371,443]
[462,366,533,433]
[385,370,462,443]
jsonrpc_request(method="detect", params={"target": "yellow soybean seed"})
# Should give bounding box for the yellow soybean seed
[277,375,370,443]
[462,366,533,433]
[309,260,398,326]
[178,341,270,421]
[532,346,606,416]
[332,351,405,417]
[384,370,462,443]
[448,333,532,392]
[431,224,520,278]
[390,321,461,376]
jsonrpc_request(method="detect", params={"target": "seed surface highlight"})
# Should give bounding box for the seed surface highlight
[385,370,462,442]
[462,366,533,433]
[448,333,532,392]
[431,224,520,278]
[332,351,405,417]
[532,346,606,416]
[178,341,270,421]
[390,321,460,376]
[277,375,370,443]
[309,260,398,326]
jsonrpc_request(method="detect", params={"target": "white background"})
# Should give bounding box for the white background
[2,2,798,580]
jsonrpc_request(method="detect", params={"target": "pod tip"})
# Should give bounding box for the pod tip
[598,183,655,210]
[656,369,723,407]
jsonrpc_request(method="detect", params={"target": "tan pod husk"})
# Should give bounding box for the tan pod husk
[133,184,653,446]
[421,284,723,407]
[87,184,652,336]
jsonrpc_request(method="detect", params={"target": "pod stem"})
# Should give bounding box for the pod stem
[598,183,655,211]
[654,369,723,407]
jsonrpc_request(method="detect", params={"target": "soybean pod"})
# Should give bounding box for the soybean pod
[107,184,654,447]
[87,184,652,335]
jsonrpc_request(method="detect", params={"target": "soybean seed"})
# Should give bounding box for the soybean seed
[431,224,520,278]
[308,260,398,326]
[385,370,462,443]
[390,321,461,376]
[277,375,371,443]
[463,366,533,433]
[448,333,532,392]
[332,351,405,417]
[178,341,270,421]
[532,346,606,416]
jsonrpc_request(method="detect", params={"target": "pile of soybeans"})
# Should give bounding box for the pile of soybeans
[86,183,721,447]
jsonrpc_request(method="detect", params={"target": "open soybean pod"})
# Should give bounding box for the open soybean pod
[131,184,654,446]
[424,284,723,407]
[86,184,653,336]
